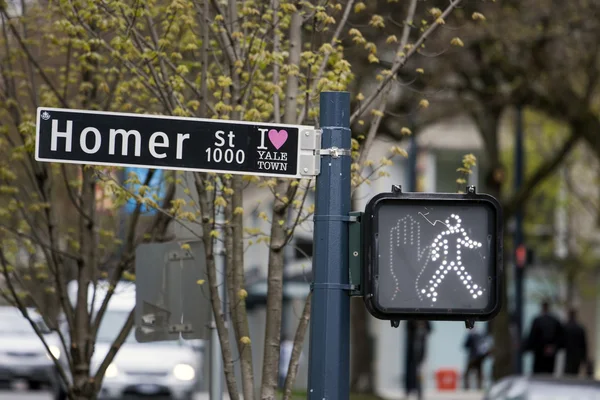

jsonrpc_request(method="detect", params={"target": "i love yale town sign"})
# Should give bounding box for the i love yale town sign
[35,108,322,178]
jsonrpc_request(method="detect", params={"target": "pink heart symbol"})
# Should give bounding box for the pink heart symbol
[268,129,288,150]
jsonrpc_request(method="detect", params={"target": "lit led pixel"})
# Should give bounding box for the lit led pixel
[417,213,484,303]
[363,191,502,321]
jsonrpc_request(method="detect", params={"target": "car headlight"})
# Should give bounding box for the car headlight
[105,363,119,378]
[173,363,195,381]
[47,345,60,360]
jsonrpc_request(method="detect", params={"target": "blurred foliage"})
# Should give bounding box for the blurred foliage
[0,0,488,397]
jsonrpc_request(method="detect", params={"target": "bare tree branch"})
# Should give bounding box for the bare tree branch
[282,292,312,400]
[297,0,355,124]
[504,133,580,220]
[350,0,463,124]
[356,0,417,168]
[0,8,67,108]
[194,173,240,400]
[91,170,155,336]
[0,250,71,386]
[93,308,134,389]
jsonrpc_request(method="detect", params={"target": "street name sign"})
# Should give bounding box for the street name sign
[35,107,320,178]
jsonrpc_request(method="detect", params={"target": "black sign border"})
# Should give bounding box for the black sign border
[362,190,503,322]
[35,107,313,179]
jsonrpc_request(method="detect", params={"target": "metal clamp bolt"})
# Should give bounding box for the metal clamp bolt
[317,147,352,159]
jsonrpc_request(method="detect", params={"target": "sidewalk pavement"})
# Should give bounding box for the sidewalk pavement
[379,389,485,400]
[194,389,485,400]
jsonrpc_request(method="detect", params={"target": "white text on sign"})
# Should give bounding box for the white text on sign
[256,128,289,172]
[205,130,246,164]
[50,120,190,160]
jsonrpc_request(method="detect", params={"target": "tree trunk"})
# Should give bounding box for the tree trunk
[282,293,312,400]
[70,167,96,399]
[195,174,240,400]
[230,176,255,400]
[468,105,513,381]
[68,376,97,400]
[260,186,287,400]
[487,166,514,381]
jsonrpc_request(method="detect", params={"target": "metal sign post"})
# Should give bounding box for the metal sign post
[307,91,352,399]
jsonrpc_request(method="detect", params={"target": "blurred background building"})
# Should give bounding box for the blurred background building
[230,110,600,395]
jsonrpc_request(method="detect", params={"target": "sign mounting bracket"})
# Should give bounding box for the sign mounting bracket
[299,129,353,177]
[317,147,352,158]
[299,128,322,177]
[348,211,363,297]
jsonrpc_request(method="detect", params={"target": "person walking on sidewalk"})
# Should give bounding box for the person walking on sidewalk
[563,309,588,376]
[524,300,565,375]
[463,327,491,390]
[405,320,432,400]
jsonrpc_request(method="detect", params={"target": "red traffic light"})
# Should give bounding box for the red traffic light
[515,245,527,268]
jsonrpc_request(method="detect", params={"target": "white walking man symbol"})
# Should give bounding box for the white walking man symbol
[418,213,485,303]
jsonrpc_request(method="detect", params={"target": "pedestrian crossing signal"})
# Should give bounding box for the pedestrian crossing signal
[362,185,503,322]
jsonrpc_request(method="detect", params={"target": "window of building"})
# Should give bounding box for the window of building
[294,237,313,260]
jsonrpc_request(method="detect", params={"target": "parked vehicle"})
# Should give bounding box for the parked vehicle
[0,306,64,397]
[63,281,202,400]
[484,375,600,400]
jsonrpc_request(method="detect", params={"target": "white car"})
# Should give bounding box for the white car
[65,281,202,400]
[0,306,64,398]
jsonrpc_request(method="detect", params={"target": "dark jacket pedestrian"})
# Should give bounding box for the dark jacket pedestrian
[405,320,432,400]
[524,301,565,375]
[586,359,595,378]
[563,309,588,375]
[463,329,490,389]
